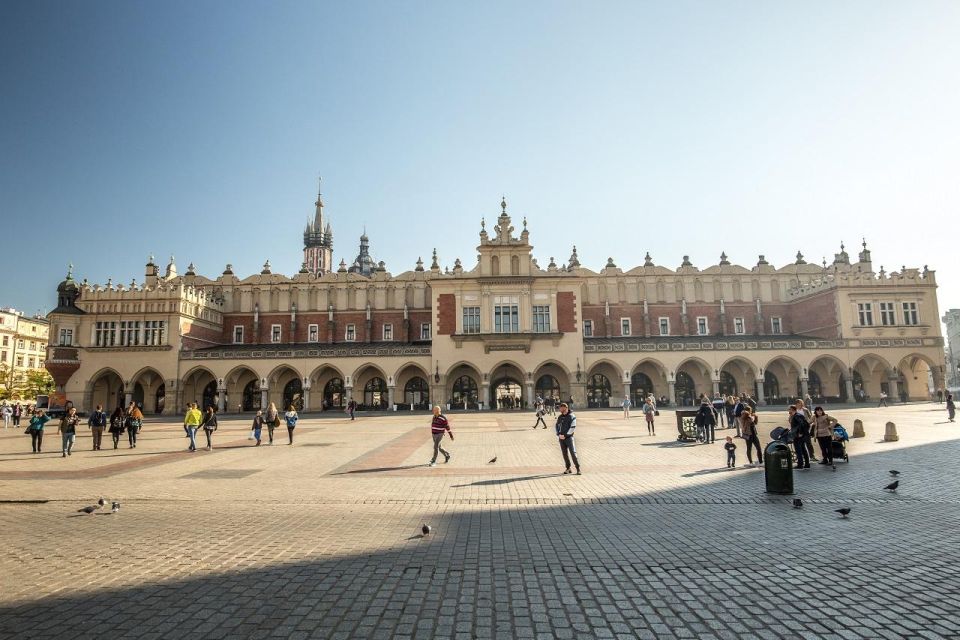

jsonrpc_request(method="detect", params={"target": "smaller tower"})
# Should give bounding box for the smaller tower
[303,178,334,275]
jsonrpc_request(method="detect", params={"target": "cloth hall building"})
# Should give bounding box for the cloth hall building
[45,191,947,415]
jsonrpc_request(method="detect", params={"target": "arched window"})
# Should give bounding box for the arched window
[719,371,737,397]
[323,378,345,409]
[452,375,479,410]
[675,371,695,406]
[242,379,261,411]
[535,375,561,402]
[587,373,611,408]
[491,255,500,275]
[630,372,653,407]
[807,371,822,399]
[763,370,780,403]
[404,376,429,410]
[202,380,218,412]
[283,378,303,411]
[363,377,388,410]
[510,255,520,275]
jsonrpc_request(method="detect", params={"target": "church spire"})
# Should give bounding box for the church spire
[313,175,324,230]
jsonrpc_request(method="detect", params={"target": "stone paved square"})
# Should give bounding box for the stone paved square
[0,403,958,639]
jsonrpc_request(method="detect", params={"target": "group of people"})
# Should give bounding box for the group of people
[182,401,299,451]
[22,402,144,456]
[432,401,582,474]
[1,402,30,429]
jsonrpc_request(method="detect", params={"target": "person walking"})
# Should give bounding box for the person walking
[533,402,548,429]
[347,399,356,421]
[28,408,50,453]
[740,407,762,466]
[621,395,631,419]
[641,398,656,435]
[126,402,143,448]
[810,406,839,465]
[265,402,279,444]
[184,402,202,452]
[58,406,80,457]
[88,404,107,451]
[284,405,298,445]
[788,405,811,469]
[878,390,889,407]
[108,406,125,449]
[251,410,265,445]
[694,400,716,444]
[947,394,956,422]
[12,402,22,428]
[200,406,218,450]
[555,402,581,475]
[428,405,453,467]
[1,403,11,429]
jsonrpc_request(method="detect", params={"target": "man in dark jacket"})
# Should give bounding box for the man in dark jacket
[789,405,811,469]
[88,404,108,451]
[694,401,717,443]
[555,403,581,475]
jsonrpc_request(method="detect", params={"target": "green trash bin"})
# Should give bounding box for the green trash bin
[764,442,794,495]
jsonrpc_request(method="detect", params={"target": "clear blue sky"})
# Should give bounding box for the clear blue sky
[1,1,958,320]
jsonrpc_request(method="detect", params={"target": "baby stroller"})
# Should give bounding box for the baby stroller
[831,424,850,463]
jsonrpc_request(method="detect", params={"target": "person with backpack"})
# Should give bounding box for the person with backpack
[108,406,125,449]
[694,400,717,444]
[126,402,143,448]
[88,404,107,451]
[264,402,279,444]
[284,405,298,444]
[251,410,265,446]
[788,405,812,469]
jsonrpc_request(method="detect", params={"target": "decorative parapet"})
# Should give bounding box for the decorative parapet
[584,335,942,353]
[181,344,432,360]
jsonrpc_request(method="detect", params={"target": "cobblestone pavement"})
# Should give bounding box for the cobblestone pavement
[0,403,958,639]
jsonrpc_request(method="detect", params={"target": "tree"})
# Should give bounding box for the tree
[23,370,55,399]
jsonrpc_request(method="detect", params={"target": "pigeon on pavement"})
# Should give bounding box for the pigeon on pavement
[421,524,431,535]
[97,497,105,507]
[835,507,851,518]
[889,470,900,477]
[792,498,803,509]
[884,480,899,492]
[78,503,102,515]
[111,501,120,513]
[488,456,497,464]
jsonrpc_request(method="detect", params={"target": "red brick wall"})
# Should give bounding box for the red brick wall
[181,321,223,350]
[437,294,455,335]
[557,291,577,332]
[789,290,839,338]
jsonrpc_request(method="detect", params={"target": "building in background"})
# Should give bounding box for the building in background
[44,190,947,414]
[1,307,50,397]
[943,309,960,391]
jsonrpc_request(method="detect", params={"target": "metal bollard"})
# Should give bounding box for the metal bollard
[883,421,899,442]
[852,419,865,438]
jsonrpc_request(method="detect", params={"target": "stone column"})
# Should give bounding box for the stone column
[887,378,899,402]
[570,382,587,408]
[844,377,855,403]
[712,380,720,396]
[622,382,631,401]
[303,388,311,411]
[388,386,396,410]
[216,386,225,413]
[345,385,354,404]
[800,378,809,398]
[124,390,133,408]
[480,383,490,410]
[260,388,269,410]
[525,382,535,408]
[668,381,676,405]
[755,379,765,405]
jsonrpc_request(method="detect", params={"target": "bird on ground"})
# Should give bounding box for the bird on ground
[111,501,120,513]
[792,498,803,509]
[97,497,105,507]
[835,507,851,518]
[421,524,431,535]
[78,503,102,515]
[889,470,900,477]
[884,480,899,492]
[488,456,497,464]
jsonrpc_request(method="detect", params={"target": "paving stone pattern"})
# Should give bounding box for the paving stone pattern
[0,404,958,639]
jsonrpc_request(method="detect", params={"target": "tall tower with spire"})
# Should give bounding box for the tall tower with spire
[303,178,333,275]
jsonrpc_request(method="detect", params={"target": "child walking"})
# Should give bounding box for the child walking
[724,436,737,468]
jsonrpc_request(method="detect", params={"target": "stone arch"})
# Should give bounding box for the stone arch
[308,364,345,411]
[533,360,571,404]
[351,363,388,408]
[224,364,260,413]
[446,361,481,410]
[265,364,302,410]
[852,353,894,401]
[587,360,620,408]
[762,356,803,404]
[394,362,431,410]
[898,352,937,401]
[87,367,126,412]
[181,366,218,411]
[130,366,166,414]
[631,359,668,405]
[674,357,712,406]
[808,355,849,402]
[489,360,526,409]
[718,356,757,401]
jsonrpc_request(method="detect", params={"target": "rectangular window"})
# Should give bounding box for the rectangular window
[28,341,35,351]
[659,317,670,336]
[696,317,708,336]
[16,355,23,367]
[620,318,631,336]
[493,296,520,333]
[1,336,6,346]
[58,328,73,346]
[420,323,432,340]
[462,306,481,334]
[345,324,356,341]
[0,351,5,361]
[879,302,895,326]
[95,321,117,347]
[382,323,393,341]
[143,320,166,346]
[308,324,319,342]
[583,319,593,337]
[857,303,873,326]
[28,357,35,368]
[533,306,551,333]
[119,321,140,346]
[902,302,919,325]
[233,326,244,344]
[270,325,282,343]
[734,317,745,335]
[771,317,782,334]
[16,339,24,350]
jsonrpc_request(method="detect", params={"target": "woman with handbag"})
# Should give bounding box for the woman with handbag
[264,402,279,445]
[28,408,51,453]
[126,402,143,448]
[108,406,125,450]
[641,398,657,436]
[284,405,298,445]
[58,406,81,458]
[201,405,218,451]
